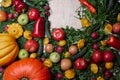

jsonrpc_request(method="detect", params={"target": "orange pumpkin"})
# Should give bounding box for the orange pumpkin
[0,33,19,66]
[3,58,51,80]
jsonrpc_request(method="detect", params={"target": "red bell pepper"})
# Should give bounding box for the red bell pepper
[15,2,28,13]
[32,16,45,38]
[79,0,96,14]
[106,35,120,49]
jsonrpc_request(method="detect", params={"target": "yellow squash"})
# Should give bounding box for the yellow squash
[0,33,19,66]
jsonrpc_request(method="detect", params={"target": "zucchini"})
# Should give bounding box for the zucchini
[37,39,43,59]
[115,51,120,66]
[71,47,87,61]
[45,18,52,39]
[87,23,100,36]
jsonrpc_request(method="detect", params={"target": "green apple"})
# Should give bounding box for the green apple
[49,52,60,63]
[18,49,29,59]
[17,14,29,25]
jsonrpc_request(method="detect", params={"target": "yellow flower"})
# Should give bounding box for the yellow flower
[105,62,114,70]
[7,23,23,39]
[100,40,107,46]
[117,13,120,22]
[58,40,67,46]
[23,30,32,40]
[64,69,76,79]
[77,39,85,49]
[104,23,112,34]
[64,52,71,58]
[43,59,53,68]
[43,37,50,45]
[90,63,98,74]
[81,18,91,27]
[97,76,104,80]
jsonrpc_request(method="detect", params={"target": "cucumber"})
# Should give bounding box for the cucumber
[37,39,43,59]
[71,47,87,61]
[106,0,114,12]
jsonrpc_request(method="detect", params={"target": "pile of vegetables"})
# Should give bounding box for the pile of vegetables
[0,0,120,80]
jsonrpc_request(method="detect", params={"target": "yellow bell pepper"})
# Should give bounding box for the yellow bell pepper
[64,52,71,58]
[58,40,67,46]
[81,18,91,27]
[100,40,107,46]
[90,63,98,74]
[105,62,114,70]
[97,76,104,80]
[43,59,53,68]
[64,69,76,79]
[23,30,32,40]
[117,13,120,22]
[77,39,85,49]
[43,37,50,45]
[104,23,112,34]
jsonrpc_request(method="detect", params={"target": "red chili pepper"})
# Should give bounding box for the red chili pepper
[15,2,28,13]
[79,0,96,14]
[32,16,45,38]
[106,35,120,49]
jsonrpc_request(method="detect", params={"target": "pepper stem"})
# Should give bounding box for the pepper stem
[21,77,29,80]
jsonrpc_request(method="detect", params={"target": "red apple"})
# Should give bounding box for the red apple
[24,40,38,53]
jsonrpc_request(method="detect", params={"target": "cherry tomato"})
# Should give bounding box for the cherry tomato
[92,50,103,63]
[68,45,78,55]
[45,44,54,53]
[28,8,40,20]
[52,28,65,41]
[103,50,114,62]
[74,58,87,70]
[0,10,7,22]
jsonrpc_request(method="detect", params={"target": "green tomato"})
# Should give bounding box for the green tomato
[18,49,29,59]
[17,14,29,25]
[49,52,60,63]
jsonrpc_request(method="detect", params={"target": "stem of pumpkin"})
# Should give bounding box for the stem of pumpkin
[21,77,29,80]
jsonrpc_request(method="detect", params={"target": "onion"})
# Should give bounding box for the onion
[112,22,120,34]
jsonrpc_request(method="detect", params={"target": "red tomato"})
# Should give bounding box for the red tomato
[0,10,7,22]
[92,50,103,63]
[103,50,114,62]
[28,8,40,20]
[74,58,87,70]
[24,40,38,53]
[61,58,72,70]
[12,0,22,6]
[52,28,65,41]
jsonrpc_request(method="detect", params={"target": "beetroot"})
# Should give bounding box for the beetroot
[92,43,99,49]
[104,70,112,78]
[91,32,98,39]
[56,46,63,53]
[56,73,63,80]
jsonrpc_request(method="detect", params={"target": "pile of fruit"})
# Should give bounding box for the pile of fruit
[0,0,120,80]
